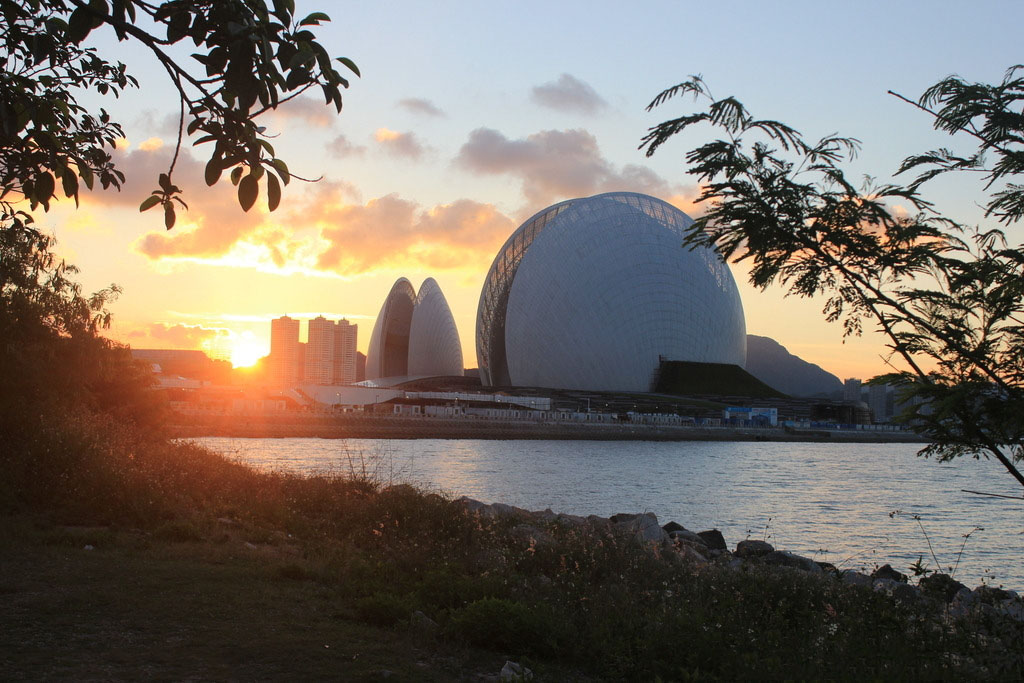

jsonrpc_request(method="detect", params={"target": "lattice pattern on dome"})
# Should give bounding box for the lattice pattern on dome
[475,191,746,391]
[475,199,574,385]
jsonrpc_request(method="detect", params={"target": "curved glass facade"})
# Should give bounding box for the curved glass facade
[475,192,746,391]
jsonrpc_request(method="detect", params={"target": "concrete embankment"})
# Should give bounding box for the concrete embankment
[170,414,927,443]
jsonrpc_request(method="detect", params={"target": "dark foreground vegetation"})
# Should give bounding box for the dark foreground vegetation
[3,411,1023,679]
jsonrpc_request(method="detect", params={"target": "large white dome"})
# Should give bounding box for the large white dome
[475,192,746,391]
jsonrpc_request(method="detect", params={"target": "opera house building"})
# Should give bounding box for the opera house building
[475,192,746,392]
[366,277,464,381]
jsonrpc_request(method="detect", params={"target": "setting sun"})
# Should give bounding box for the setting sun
[230,332,267,368]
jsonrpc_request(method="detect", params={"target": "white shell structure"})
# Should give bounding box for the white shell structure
[408,278,464,377]
[366,277,464,380]
[365,278,416,380]
[476,192,746,391]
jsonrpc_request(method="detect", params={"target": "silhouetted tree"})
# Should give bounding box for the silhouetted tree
[642,68,1024,490]
[1,0,357,227]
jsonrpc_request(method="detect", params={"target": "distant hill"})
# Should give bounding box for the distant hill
[744,335,843,398]
[653,360,787,399]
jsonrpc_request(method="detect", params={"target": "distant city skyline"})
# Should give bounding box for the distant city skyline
[36,1,1023,380]
[269,315,358,387]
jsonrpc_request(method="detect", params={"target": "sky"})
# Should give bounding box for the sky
[39,0,1024,377]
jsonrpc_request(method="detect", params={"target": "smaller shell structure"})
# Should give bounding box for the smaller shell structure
[366,277,463,380]
[408,278,464,376]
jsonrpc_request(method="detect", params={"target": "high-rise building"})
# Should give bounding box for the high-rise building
[302,316,358,385]
[269,315,300,386]
[334,319,358,384]
[869,383,891,423]
[843,378,862,403]
[304,316,336,384]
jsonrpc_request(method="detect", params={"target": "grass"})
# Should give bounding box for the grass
[2,410,1022,680]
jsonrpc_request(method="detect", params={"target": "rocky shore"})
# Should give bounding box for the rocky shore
[457,496,1024,623]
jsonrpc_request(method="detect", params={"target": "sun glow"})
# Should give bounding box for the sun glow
[230,332,267,368]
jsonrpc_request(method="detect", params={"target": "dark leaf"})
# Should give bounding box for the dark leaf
[299,11,330,26]
[336,56,360,77]
[204,158,222,186]
[267,172,281,211]
[238,174,258,212]
[139,194,161,212]
[164,201,176,229]
[62,169,79,201]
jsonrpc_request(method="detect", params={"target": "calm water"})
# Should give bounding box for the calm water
[196,437,1024,590]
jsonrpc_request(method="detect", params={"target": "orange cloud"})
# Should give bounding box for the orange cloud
[373,128,429,160]
[129,322,226,348]
[315,194,515,274]
[107,145,268,260]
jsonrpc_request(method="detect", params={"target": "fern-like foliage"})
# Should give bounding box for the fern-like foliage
[642,70,1024,490]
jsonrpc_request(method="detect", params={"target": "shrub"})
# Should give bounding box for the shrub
[445,597,570,657]
[354,592,415,627]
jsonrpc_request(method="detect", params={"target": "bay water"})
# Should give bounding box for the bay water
[196,437,1023,590]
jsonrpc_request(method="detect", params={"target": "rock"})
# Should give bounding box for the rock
[510,524,555,550]
[611,513,667,544]
[762,550,823,573]
[918,573,968,603]
[668,529,707,546]
[674,542,710,565]
[609,513,642,524]
[409,611,438,634]
[552,513,588,527]
[973,585,1013,604]
[873,578,919,603]
[841,571,873,588]
[816,561,838,575]
[662,521,686,533]
[500,660,534,681]
[489,502,531,519]
[457,496,489,514]
[697,529,728,551]
[999,597,1024,622]
[83,545,94,551]
[735,539,774,558]
[457,497,530,520]
[949,588,978,619]
[871,564,907,583]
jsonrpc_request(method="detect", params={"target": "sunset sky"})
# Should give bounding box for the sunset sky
[39,0,1024,378]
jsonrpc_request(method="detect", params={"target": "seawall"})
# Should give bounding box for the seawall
[170,413,927,443]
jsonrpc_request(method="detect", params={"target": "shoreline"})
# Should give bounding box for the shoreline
[169,413,927,443]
